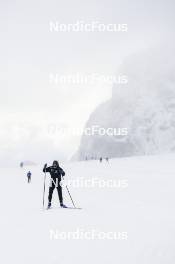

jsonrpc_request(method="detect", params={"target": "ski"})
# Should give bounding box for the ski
[61,207,82,210]
[46,206,82,210]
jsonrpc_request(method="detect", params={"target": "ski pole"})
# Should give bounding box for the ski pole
[43,171,47,209]
[61,176,76,208]
[62,176,76,208]
[66,185,76,208]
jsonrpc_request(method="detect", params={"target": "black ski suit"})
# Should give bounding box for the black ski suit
[27,172,31,183]
[43,165,65,205]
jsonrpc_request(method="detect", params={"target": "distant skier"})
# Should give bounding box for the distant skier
[106,157,109,162]
[20,162,23,168]
[99,157,102,163]
[43,160,67,209]
[27,171,31,183]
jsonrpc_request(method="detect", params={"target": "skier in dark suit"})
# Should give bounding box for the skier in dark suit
[27,171,31,183]
[43,160,67,209]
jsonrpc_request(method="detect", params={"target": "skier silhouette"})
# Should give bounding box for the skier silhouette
[43,160,67,209]
[27,171,31,183]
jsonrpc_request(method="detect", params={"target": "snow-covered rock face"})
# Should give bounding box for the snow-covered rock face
[76,47,175,160]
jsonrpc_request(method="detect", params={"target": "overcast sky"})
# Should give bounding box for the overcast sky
[1,0,174,166]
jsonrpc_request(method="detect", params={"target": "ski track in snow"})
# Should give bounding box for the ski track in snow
[1,154,175,264]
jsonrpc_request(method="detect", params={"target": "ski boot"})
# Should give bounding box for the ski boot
[60,203,67,208]
[47,202,51,209]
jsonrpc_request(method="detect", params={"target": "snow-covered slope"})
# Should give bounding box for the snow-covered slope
[76,46,175,160]
[1,154,175,264]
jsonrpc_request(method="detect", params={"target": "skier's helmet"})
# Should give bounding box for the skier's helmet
[53,160,59,167]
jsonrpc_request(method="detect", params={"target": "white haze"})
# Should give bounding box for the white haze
[1,0,175,166]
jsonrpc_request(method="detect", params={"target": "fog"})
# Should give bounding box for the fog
[1,0,175,166]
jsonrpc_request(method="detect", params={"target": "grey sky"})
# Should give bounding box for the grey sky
[1,0,175,166]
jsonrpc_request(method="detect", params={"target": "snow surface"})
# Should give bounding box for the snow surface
[1,154,175,264]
